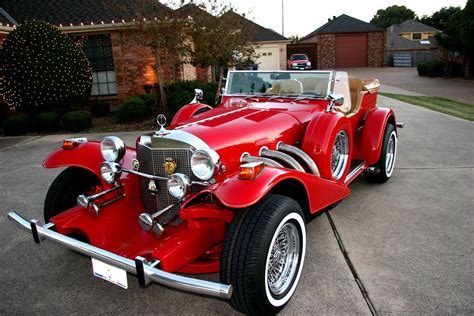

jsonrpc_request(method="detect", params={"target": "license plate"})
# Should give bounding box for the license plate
[92,258,128,289]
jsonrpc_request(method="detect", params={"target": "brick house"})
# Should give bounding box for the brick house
[0,1,283,105]
[299,14,386,69]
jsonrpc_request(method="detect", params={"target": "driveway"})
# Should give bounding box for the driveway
[342,67,474,105]
[1,95,473,314]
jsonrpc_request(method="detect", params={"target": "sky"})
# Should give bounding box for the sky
[223,0,468,37]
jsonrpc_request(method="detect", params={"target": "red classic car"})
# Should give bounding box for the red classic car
[287,53,312,70]
[9,70,402,315]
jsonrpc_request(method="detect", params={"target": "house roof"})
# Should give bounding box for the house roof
[388,20,441,34]
[0,7,17,26]
[0,0,173,26]
[301,14,384,41]
[222,11,288,43]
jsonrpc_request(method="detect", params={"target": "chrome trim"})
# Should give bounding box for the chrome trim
[260,148,305,172]
[7,211,232,299]
[100,161,123,184]
[91,194,125,216]
[138,201,181,235]
[122,167,169,180]
[396,122,405,128]
[148,130,210,151]
[101,136,126,162]
[77,184,123,209]
[167,173,191,199]
[344,161,368,184]
[191,148,220,181]
[277,143,320,176]
[242,155,284,168]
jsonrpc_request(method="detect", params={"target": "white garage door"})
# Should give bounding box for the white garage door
[256,46,280,70]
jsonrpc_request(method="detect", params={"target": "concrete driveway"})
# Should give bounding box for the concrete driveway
[342,67,474,105]
[1,96,473,314]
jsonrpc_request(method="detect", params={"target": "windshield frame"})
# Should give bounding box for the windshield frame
[223,70,334,99]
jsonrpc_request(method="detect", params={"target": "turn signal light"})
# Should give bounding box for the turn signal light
[62,137,87,150]
[238,162,265,180]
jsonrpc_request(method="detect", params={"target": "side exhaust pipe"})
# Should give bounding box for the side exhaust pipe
[277,143,320,176]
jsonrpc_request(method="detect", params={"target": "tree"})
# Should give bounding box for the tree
[419,6,462,31]
[0,21,92,112]
[288,35,300,44]
[371,5,416,28]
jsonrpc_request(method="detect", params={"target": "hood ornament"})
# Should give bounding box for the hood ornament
[155,114,170,136]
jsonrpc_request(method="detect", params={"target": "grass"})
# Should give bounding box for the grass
[380,93,474,121]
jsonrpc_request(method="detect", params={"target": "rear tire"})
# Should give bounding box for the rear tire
[220,194,306,315]
[44,167,100,222]
[364,123,397,183]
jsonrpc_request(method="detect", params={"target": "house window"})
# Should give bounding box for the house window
[412,33,422,40]
[83,34,117,96]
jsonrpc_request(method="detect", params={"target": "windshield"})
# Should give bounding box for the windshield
[291,54,308,61]
[225,71,332,98]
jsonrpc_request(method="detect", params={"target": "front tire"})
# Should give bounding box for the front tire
[220,195,306,315]
[44,167,101,222]
[364,123,397,183]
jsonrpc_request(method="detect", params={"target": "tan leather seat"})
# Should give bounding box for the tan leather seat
[299,78,327,96]
[347,78,380,115]
[266,79,303,95]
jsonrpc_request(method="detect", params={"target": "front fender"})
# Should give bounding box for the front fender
[170,102,212,128]
[43,142,137,185]
[360,108,396,165]
[203,167,350,213]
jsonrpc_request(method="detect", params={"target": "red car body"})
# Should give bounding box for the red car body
[9,70,400,314]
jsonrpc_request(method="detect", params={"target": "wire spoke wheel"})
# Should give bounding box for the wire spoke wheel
[331,130,349,180]
[267,222,300,295]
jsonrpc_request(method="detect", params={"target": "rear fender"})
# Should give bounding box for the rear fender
[202,167,350,215]
[170,103,212,127]
[43,141,137,186]
[360,108,396,165]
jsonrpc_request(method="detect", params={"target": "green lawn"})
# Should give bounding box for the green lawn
[380,93,474,121]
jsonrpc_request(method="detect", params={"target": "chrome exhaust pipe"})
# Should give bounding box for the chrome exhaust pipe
[77,184,123,209]
[241,154,284,168]
[277,143,320,176]
[260,148,305,172]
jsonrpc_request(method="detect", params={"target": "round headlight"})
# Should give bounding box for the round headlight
[100,161,122,184]
[167,173,191,199]
[101,136,126,162]
[191,148,220,181]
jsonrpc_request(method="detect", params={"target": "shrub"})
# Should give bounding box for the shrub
[91,100,110,117]
[115,97,149,123]
[135,93,157,111]
[0,21,92,113]
[165,81,218,115]
[60,111,92,132]
[3,114,30,136]
[417,60,444,77]
[33,112,60,132]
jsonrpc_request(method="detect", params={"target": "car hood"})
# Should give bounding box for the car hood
[172,106,305,171]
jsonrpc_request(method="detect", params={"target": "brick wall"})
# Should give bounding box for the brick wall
[316,34,336,69]
[111,31,181,102]
[368,32,386,67]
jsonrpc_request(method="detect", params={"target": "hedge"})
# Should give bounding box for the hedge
[3,114,30,136]
[165,81,218,114]
[60,110,92,132]
[115,97,149,123]
[33,112,59,132]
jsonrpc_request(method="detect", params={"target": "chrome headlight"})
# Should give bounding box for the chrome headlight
[100,161,122,184]
[191,148,220,181]
[167,173,191,199]
[101,136,126,162]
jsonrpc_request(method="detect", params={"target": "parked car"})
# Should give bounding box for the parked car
[9,70,402,315]
[287,53,312,70]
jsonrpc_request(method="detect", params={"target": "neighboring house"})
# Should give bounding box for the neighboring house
[386,20,441,67]
[0,1,284,105]
[300,14,386,69]
[222,11,289,70]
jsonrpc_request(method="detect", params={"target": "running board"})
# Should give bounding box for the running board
[345,161,368,184]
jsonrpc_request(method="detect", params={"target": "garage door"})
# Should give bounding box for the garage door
[335,34,368,68]
[256,46,280,70]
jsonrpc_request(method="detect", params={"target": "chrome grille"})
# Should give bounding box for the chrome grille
[150,148,194,224]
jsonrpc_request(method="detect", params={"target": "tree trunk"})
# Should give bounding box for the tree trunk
[215,67,225,105]
[153,47,167,109]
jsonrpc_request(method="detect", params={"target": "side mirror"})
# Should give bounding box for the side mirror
[327,93,344,112]
[191,89,203,104]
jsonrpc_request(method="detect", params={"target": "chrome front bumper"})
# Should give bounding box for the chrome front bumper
[7,211,232,299]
